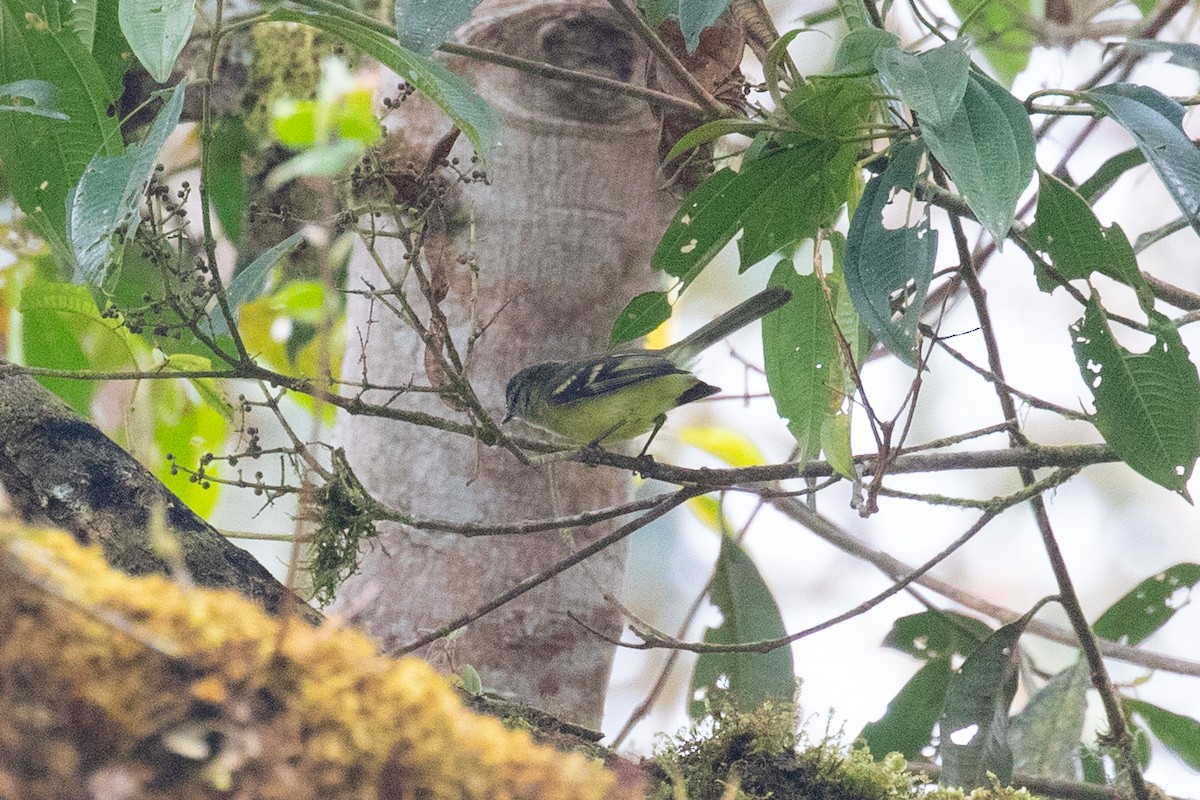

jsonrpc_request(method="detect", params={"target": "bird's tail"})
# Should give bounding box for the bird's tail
[663,285,792,364]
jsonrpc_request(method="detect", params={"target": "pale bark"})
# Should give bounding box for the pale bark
[333,1,677,726]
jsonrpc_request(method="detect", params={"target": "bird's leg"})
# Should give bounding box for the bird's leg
[635,415,667,460]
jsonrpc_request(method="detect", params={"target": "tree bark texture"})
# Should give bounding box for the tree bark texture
[333,0,677,726]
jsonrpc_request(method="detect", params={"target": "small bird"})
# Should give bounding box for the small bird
[503,286,792,454]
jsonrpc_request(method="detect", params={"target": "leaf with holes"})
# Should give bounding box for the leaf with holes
[610,290,672,348]
[1071,298,1200,500]
[861,657,952,760]
[844,138,937,367]
[1093,563,1200,645]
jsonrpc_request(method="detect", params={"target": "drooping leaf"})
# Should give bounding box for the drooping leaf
[1093,563,1200,646]
[119,0,196,83]
[611,291,673,348]
[59,0,97,51]
[270,8,500,168]
[92,0,133,96]
[395,0,481,55]
[920,70,1035,243]
[1009,660,1091,781]
[1071,297,1200,500]
[1123,697,1200,771]
[1121,40,1200,72]
[1085,83,1200,237]
[875,39,970,130]
[939,606,1042,789]
[1027,171,1142,294]
[0,0,122,267]
[860,657,952,760]
[641,0,733,53]
[691,537,794,718]
[68,80,186,288]
[844,138,937,367]
[763,259,840,462]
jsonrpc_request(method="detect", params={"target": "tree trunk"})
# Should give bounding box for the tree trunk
[332,0,676,726]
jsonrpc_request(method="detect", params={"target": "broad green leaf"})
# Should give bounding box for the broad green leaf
[1071,298,1200,499]
[883,610,992,661]
[1009,660,1090,781]
[1123,698,1200,771]
[0,78,67,119]
[611,290,672,348]
[1093,563,1200,646]
[68,80,186,288]
[844,138,937,367]
[830,28,898,76]
[1085,84,1200,237]
[20,282,95,414]
[945,0,1034,84]
[860,657,951,760]
[208,116,252,243]
[118,0,195,83]
[939,605,1042,789]
[1075,147,1145,204]
[395,0,481,55]
[1027,171,1142,295]
[691,537,794,718]
[0,0,121,266]
[764,259,839,462]
[920,70,1035,243]
[208,230,307,338]
[266,138,365,190]
[875,39,970,130]
[270,8,500,168]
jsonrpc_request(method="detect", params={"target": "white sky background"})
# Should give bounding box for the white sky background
[603,1,1200,793]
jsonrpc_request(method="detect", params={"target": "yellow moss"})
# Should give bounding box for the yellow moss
[0,523,630,800]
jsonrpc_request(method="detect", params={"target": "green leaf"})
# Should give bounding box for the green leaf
[1009,660,1091,781]
[91,0,133,96]
[860,657,952,760]
[59,0,97,50]
[690,537,794,718]
[945,0,1034,84]
[875,39,970,130]
[763,259,839,462]
[1093,563,1200,646]
[208,115,252,243]
[844,138,937,367]
[0,0,122,266]
[1074,147,1146,204]
[1070,298,1200,499]
[883,610,992,661]
[151,376,227,517]
[395,0,481,55]
[270,7,500,168]
[664,117,774,164]
[1121,40,1200,72]
[1123,698,1200,771]
[0,78,67,119]
[830,28,898,76]
[20,282,95,414]
[208,230,307,338]
[611,290,672,348]
[118,0,195,83]
[1085,83,1200,237]
[68,80,186,288]
[939,606,1041,789]
[1027,171,1142,294]
[920,70,1035,243]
